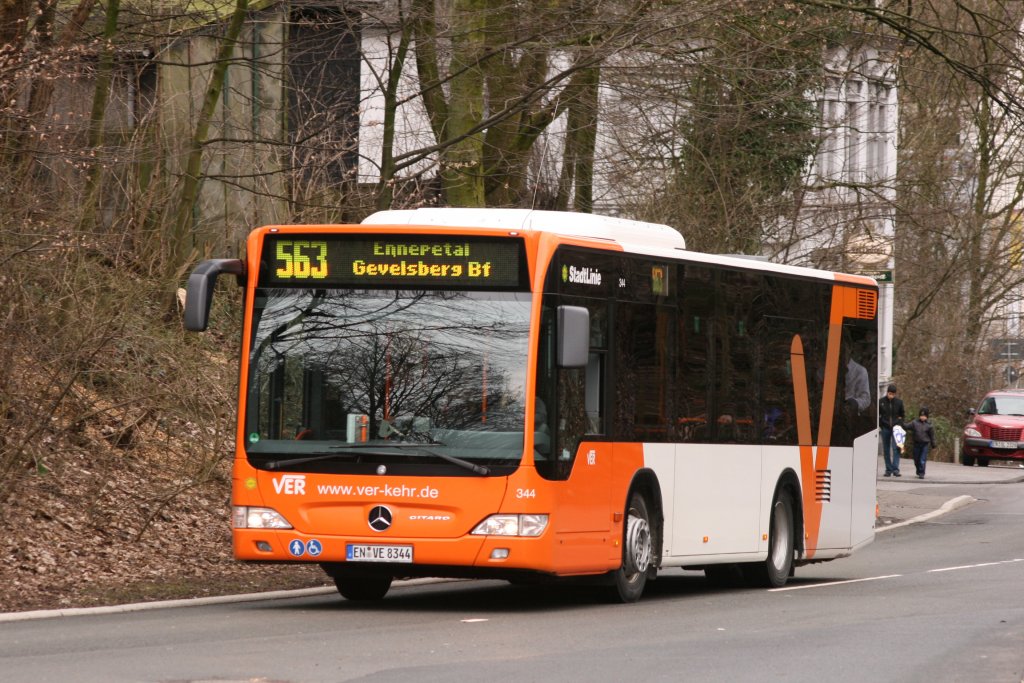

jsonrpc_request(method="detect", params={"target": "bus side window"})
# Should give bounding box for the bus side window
[585,303,607,436]
[534,397,551,455]
[534,306,559,478]
[585,352,603,434]
[557,365,588,470]
[678,266,713,442]
[535,298,606,481]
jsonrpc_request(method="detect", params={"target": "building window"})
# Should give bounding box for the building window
[846,79,863,184]
[866,82,889,182]
[816,79,842,183]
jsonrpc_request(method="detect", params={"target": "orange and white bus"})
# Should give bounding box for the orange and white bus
[185,208,878,602]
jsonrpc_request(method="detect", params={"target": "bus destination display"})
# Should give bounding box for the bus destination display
[262,235,526,289]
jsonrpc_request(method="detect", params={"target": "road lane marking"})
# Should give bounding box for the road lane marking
[928,558,1024,573]
[771,559,1024,593]
[768,574,902,592]
[0,578,452,623]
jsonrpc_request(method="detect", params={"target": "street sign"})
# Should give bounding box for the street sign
[991,338,1024,360]
[863,270,893,283]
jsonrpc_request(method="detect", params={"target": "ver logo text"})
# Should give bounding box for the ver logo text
[273,474,306,495]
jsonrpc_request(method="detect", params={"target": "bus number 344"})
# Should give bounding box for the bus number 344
[516,488,536,499]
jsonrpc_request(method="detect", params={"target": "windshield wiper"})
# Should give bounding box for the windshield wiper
[264,442,490,475]
[264,450,366,470]
[395,445,490,476]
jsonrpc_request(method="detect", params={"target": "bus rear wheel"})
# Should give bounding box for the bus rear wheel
[743,489,795,588]
[333,575,393,601]
[610,491,654,603]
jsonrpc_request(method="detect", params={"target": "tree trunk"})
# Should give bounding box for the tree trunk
[556,66,599,212]
[21,0,98,163]
[438,0,486,206]
[170,0,249,270]
[376,23,413,210]
[78,0,121,232]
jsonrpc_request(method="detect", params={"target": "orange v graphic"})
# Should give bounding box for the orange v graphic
[790,290,846,558]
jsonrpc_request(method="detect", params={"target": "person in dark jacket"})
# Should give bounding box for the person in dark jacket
[878,384,906,477]
[908,407,937,479]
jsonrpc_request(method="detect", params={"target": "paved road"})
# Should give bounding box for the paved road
[3,455,1018,625]
[876,456,1024,527]
[4,478,1024,683]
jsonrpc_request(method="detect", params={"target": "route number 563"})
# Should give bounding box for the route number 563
[275,240,328,279]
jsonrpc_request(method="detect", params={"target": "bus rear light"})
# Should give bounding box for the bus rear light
[471,514,549,537]
[233,506,293,530]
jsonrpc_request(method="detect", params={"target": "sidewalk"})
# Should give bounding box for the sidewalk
[875,456,1024,528]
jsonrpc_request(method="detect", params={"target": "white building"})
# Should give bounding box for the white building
[356,16,899,383]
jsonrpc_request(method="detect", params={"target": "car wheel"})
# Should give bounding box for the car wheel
[333,575,392,601]
[609,491,655,603]
[961,455,976,466]
[743,488,795,588]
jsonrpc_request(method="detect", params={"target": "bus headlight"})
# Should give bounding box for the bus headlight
[471,514,548,537]
[233,506,293,529]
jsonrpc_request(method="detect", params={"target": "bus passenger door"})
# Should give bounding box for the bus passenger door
[554,349,612,535]
[538,301,617,572]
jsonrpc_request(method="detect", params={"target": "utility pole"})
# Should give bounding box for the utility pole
[867,269,894,391]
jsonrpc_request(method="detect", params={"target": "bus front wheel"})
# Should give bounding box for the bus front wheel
[610,491,654,603]
[333,575,393,601]
[743,489,795,588]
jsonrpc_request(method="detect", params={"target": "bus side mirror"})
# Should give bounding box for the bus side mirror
[557,305,589,368]
[184,259,245,331]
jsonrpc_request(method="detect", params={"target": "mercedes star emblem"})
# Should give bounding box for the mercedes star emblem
[368,505,393,532]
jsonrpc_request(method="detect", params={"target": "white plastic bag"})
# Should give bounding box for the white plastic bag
[892,424,906,453]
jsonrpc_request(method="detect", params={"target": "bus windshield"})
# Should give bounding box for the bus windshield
[244,289,532,473]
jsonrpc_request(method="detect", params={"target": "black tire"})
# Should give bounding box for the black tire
[506,577,541,586]
[704,563,744,588]
[333,575,393,601]
[744,488,795,588]
[978,458,990,467]
[962,455,976,466]
[609,491,655,603]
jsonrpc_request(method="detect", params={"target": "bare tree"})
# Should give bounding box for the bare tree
[380,0,668,208]
[604,1,837,255]
[891,0,1024,416]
